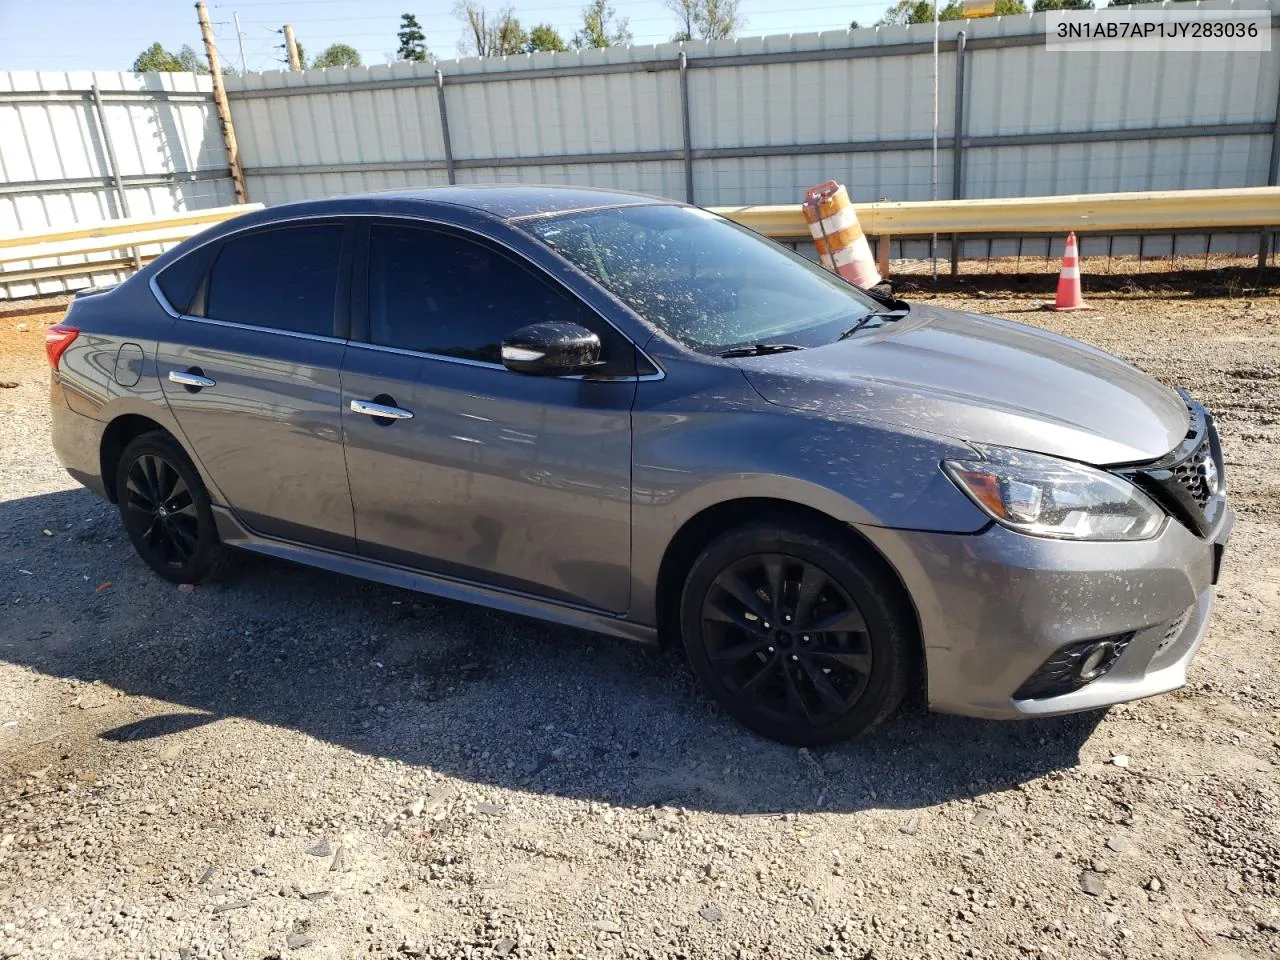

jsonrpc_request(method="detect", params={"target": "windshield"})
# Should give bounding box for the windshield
[519,204,880,354]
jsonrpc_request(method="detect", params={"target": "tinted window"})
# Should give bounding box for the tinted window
[368,225,608,365]
[205,225,343,336]
[155,242,217,314]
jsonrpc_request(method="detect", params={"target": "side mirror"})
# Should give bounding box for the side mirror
[501,322,601,376]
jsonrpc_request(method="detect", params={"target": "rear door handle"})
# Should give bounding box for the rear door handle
[350,398,414,420]
[168,369,216,389]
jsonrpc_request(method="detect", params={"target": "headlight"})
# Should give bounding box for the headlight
[943,448,1165,541]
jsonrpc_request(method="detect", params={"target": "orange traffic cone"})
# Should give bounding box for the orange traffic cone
[1046,231,1092,311]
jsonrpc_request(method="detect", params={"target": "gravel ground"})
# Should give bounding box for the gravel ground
[1,276,1278,960]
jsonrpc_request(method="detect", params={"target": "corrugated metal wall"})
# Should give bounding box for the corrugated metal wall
[0,71,234,299]
[226,0,1279,236]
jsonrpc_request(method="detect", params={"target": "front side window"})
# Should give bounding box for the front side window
[520,204,880,354]
[367,224,628,370]
[205,224,344,337]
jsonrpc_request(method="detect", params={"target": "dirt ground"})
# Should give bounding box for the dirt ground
[1,271,1278,960]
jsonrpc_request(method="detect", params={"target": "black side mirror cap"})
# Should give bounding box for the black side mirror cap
[501,322,602,376]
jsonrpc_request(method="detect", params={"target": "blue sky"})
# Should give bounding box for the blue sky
[1,0,898,73]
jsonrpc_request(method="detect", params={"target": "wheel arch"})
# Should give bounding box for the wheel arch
[99,413,177,503]
[653,498,924,673]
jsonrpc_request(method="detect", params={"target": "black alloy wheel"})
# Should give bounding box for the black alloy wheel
[681,520,913,745]
[124,453,200,569]
[701,553,872,727]
[116,432,232,584]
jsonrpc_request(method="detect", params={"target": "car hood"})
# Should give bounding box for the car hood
[738,304,1188,465]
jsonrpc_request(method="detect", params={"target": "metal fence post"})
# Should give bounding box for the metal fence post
[950,30,966,277]
[90,83,141,269]
[679,52,694,204]
[436,69,456,185]
[1260,63,1280,269]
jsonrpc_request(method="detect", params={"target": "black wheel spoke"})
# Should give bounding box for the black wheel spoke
[740,653,779,695]
[797,657,849,710]
[168,518,199,558]
[142,456,161,499]
[760,554,784,620]
[781,664,813,723]
[713,572,771,622]
[705,598,771,638]
[793,562,827,627]
[806,605,868,636]
[125,474,155,510]
[710,636,773,667]
[810,649,872,675]
[167,477,191,511]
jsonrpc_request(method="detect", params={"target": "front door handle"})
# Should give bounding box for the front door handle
[350,398,414,421]
[169,369,216,390]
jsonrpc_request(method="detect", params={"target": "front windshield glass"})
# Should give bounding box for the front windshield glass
[520,204,880,354]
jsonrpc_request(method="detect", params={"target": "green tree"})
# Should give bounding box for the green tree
[849,19,861,27]
[294,41,308,69]
[879,0,1023,23]
[133,42,209,74]
[454,1,528,56]
[525,23,569,52]
[666,0,742,40]
[1033,0,1093,8]
[397,13,429,61]
[574,0,632,47]
[312,42,364,68]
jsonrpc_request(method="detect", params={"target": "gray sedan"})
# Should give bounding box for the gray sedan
[46,186,1233,744]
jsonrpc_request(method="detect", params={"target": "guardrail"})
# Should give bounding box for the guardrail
[0,204,262,289]
[711,186,1280,242]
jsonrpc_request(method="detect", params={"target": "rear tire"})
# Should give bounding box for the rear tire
[679,519,914,745]
[115,432,232,585]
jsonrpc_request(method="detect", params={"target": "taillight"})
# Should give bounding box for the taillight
[45,324,79,369]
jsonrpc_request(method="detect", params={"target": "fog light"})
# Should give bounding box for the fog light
[1013,633,1134,700]
[1078,640,1118,682]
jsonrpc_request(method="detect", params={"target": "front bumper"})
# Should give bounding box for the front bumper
[859,498,1233,720]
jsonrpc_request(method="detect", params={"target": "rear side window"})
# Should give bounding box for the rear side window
[367,224,601,364]
[155,242,217,314]
[205,224,344,337]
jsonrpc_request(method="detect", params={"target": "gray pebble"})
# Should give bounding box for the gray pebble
[1080,871,1107,897]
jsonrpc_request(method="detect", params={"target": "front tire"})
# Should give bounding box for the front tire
[115,432,232,585]
[680,519,914,745]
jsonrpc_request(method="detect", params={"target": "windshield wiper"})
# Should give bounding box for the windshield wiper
[718,343,805,358]
[836,308,910,342]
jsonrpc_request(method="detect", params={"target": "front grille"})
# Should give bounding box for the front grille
[1116,393,1224,538]
[1013,633,1134,700]
[1169,428,1214,511]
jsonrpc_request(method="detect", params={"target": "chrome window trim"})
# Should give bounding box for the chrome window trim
[145,208,666,379]
[345,337,664,382]
[347,339,506,370]
[183,314,347,345]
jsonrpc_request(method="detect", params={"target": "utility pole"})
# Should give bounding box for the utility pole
[283,24,301,71]
[234,12,248,74]
[196,0,249,204]
[930,0,940,281]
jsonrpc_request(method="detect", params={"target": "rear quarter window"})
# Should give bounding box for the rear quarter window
[205,224,344,337]
[154,242,218,315]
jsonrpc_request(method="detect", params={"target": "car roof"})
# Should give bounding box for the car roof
[346,185,666,220]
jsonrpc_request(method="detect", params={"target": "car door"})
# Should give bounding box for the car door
[340,221,637,613]
[156,220,357,551]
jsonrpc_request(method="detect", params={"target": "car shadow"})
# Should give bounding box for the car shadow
[2,488,1104,815]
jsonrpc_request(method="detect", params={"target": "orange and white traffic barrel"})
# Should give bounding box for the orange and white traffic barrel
[802,181,883,289]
